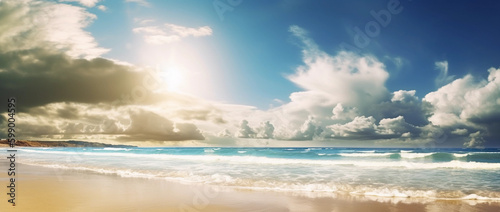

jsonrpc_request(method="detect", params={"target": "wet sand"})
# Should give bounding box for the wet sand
[1,162,499,212]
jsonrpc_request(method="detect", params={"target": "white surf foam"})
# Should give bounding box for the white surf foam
[338,153,393,157]
[453,153,469,157]
[94,147,131,151]
[19,149,500,170]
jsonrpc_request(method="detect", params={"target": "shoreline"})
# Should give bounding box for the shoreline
[1,162,499,211]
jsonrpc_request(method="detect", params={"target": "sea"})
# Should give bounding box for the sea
[17,147,500,203]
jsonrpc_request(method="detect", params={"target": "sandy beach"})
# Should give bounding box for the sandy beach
[0,159,498,212]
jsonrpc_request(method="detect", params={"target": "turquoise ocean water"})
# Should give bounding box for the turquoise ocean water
[18,147,500,202]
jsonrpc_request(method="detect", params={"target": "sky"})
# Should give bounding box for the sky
[0,0,499,147]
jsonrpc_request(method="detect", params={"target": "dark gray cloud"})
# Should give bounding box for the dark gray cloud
[236,120,255,138]
[118,109,204,142]
[0,115,6,138]
[0,49,147,109]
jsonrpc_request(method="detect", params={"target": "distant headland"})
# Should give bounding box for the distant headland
[0,140,136,148]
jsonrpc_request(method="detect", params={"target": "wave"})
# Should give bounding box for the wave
[19,149,500,169]
[338,153,393,157]
[18,161,500,203]
[337,151,500,163]
[337,152,447,159]
[94,147,131,151]
[400,153,433,158]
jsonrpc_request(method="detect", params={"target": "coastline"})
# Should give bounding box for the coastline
[1,160,499,212]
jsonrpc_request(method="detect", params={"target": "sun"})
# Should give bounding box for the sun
[161,66,184,92]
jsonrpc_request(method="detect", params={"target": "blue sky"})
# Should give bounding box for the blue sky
[85,0,500,108]
[1,0,499,147]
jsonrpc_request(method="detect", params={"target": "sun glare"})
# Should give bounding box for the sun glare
[139,43,219,98]
[165,67,184,92]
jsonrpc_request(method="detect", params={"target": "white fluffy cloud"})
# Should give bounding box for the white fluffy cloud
[125,0,150,7]
[424,68,500,126]
[287,28,389,110]
[391,90,417,103]
[133,23,212,44]
[424,67,500,145]
[327,115,417,139]
[60,0,101,7]
[329,116,377,138]
[331,103,358,121]
[97,5,107,11]
[0,0,108,59]
[259,26,397,142]
[264,26,429,143]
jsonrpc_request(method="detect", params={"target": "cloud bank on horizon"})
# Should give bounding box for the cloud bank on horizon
[0,0,499,147]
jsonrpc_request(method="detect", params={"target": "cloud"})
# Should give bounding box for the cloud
[11,103,205,142]
[378,90,430,126]
[256,121,275,139]
[434,61,455,87]
[234,120,275,139]
[377,116,417,137]
[135,18,155,25]
[285,26,390,124]
[120,109,204,142]
[0,50,149,109]
[0,0,108,59]
[218,129,232,137]
[288,116,323,141]
[236,120,256,138]
[451,128,468,136]
[329,116,377,138]
[97,5,107,11]
[424,67,500,144]
[133,23,212,44]
[175,108,226,124]
[125,0,150,7]
[326,115,420,140]
[61,0,101,7]
[464,131,485,148]
[266,26,422,142]
[331,103,358,121]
